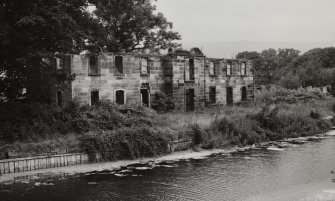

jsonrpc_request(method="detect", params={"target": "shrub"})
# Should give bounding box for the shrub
[151,92,175,113]
[79,127,172,160]
[310,111,321,119]
[0,101,158,143]
[253,104,331,139]
[196,102,333,149]
[202,115,264,147]
[280,73,300,89]
[252,105,285,138]
[190,124,204,145]
[255,88,326,105]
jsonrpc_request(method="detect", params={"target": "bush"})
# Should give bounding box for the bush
[151,92,175,113]
[0,101,158,143]
[195,115,265,148]
[252,104,331,139]
[255,88,326,105]
[280,73,300,89]
[310,111,321,119]
[190,124,204,145]
[192,103,333,149]
[0,102,72,142]
[79,127,172,160]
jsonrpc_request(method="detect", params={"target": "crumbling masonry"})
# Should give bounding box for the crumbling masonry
[50,48,254,111]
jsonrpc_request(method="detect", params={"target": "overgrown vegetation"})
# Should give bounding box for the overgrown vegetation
[0,100,173,159]
[255,88,326,104]
[80,127,171,160]
[151,92,176,113]
[1,88,334,160]
[0,101,156,142]
[163,88,335,149]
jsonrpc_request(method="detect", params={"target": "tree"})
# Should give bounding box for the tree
[0,0,181,101]
[236,49,277,85]
[236,51,260,61]
[89,0,181,53]
[277,48,300,68]
[284,47,335,88]
[0,0,93,101]
[280,72,300,89]
[0,0,107,102]
[236,51,264,85]
[236,49,301,85]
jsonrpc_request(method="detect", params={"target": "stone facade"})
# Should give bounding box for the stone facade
[50,49,254,111]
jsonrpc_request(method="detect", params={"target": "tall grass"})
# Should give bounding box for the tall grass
[165,88,335,149]
[1,88,334,159]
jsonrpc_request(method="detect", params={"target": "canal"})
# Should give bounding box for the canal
[1,136,335,201]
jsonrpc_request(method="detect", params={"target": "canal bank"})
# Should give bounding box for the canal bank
[1,130,334,181]
[1,133,335,201]
[0,153,95,175]
[0,139,191,175]
[1,90,334,171]
[0,132,331,175]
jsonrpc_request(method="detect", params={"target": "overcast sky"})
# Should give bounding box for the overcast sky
[154,0,335,57]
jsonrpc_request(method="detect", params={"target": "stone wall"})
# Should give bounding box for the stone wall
[49,55,73,106]
[0,153,96,174]
[202,58,253,107]
[167,54,206,111]
[50,50,254,111]
[52,53,165,106]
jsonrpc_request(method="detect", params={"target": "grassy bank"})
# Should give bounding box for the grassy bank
[0,101,173,159]
[0,88,334,160]
[158,88,335,149]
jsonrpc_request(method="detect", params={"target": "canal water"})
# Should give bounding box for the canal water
[1,136,335,201]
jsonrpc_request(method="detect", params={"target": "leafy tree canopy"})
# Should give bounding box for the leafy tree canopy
[0,0,92,101]
[0,0,181,101]
[237,47,335,88]
[287,47,335,87]
[89,0,181,53]
[237,48,301,85]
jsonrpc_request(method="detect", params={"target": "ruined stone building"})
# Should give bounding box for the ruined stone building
[50,48,254,111]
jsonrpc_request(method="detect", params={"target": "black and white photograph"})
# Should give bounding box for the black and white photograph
[0,0,335,200]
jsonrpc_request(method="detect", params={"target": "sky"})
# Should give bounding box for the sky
[154,0,335,57]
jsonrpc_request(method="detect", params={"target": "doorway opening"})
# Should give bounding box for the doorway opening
[186,89,195,111]
[241,86,247,101]
[140,89,150,107]
[91,90,99,106]
[56,91,63,107]
[209,87,216,104]
[115,90,125,105]
[226,87,233,105]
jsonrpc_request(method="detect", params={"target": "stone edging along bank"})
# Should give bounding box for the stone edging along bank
[1,131,334,175]
[0,153,102,175]
[0,139,192,175]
